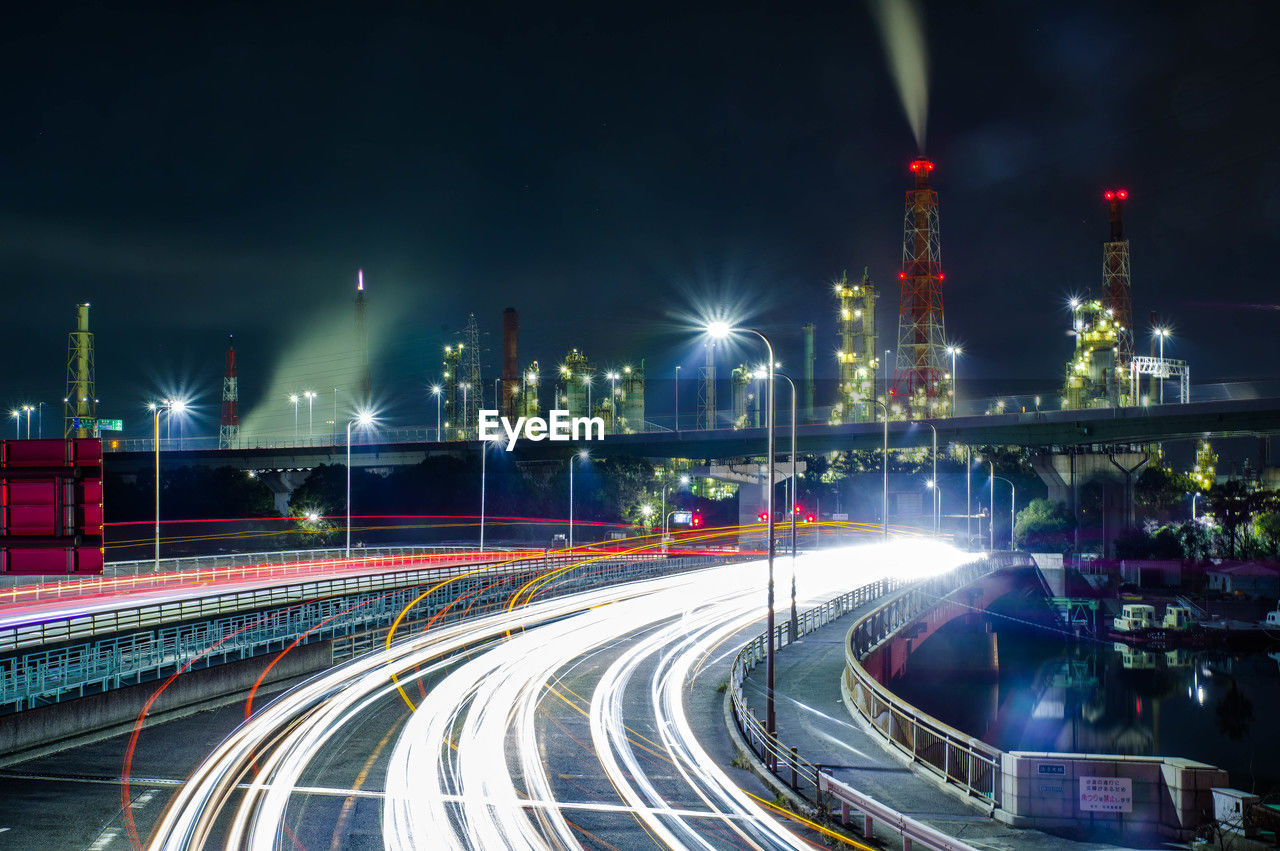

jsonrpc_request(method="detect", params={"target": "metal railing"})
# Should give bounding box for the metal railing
[728,577,899,803]
[0,546,519,605]
[1,551,744,711]
[842,559,1008,806]
[819,772,979,851]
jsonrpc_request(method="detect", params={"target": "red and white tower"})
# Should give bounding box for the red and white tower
[219,334,239,449]
[892,158,948,417]
[1101,189,1133,386]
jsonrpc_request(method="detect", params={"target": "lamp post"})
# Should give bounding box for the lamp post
[661,475,691,549]
[874,400,889,541]
[775,372,799,642]
[460,383,471,438]
[37,402,44,439]
[567,449,588,550]
[706,320,778,750]
[946,345,962,417]
[674,365,681,433]
[150,399,187,571]
[332,388,338,444]
[494,377,502,412]
[583,375,593,418]
[884,348,892,403]
[289,394,299,444]
[928,423,939,537]
[304,391,316,441]
[9,410,18,439]
[431,386,442,440]
[346,410,374,559]
[926,478,942,539]
[1192,492,1200,521]
[992,473,1016,550]
[22,405,33,439]
[1154,327,1170,404]
[966,447,973,548]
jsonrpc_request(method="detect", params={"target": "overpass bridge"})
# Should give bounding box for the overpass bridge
[105,396,1280,475]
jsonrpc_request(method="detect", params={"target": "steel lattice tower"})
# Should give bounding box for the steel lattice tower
[1102,189,1133,397]
[219,334,239,448]
[892,159,948,418]
[64,303,96,438]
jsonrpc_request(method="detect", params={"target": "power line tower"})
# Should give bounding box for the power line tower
[355,269,371,401]
[1102,189,1133,400]
[64,303,96,438]
[219,334,239,449]
[892,159,949,418]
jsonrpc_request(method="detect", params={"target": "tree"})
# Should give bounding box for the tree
[1134,465,1196,523]
[1206,481,1275,558]
[1254,510,1280,557]
[1013,498,1075,552]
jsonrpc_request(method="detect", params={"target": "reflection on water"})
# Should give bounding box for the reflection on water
[889,616,1280,795]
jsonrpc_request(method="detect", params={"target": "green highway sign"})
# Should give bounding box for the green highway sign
[98,419,124,431]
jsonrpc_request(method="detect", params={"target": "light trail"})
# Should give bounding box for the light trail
[144,539,971,849]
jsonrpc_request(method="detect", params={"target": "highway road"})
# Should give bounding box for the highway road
[138,539,969,850]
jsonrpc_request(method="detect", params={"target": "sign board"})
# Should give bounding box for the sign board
[671,511,693,526]
[831,513,849,521]
[98,419,124,431]
[1079,776,1132,813]
[71,417,96,429]
[1038,763,1066,775]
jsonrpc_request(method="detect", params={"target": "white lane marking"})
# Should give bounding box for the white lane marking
[88,827,119,849]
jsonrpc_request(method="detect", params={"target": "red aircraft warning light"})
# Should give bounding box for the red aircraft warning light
[909,159,935,173]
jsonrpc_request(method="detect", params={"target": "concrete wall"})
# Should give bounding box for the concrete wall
[997,751,1227,840]
[0,641,333,765]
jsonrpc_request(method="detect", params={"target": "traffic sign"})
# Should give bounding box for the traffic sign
[98,419,124,431]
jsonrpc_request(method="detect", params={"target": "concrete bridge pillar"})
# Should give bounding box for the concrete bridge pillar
[255,469,313,514]
[1030,448,1149,555]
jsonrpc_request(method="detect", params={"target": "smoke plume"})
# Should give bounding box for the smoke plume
[869,0,930,151]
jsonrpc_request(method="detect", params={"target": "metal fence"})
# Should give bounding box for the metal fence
[728,577,899,802]
[1,551,742,712]
[842,558,1022,807]
[0,546,516,604]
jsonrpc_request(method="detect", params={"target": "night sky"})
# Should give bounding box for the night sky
[2,1,1277,438]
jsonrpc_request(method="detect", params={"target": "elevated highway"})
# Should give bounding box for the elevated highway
[104,396,1280,476]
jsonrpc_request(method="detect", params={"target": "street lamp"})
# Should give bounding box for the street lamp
[991,464,1016,550]
[1153,327,1171,404]
[149,399,186,570]
[567,449,589,550]
[674,365,681,433]
[774,371,800,642]
[289,394,299,444]
[583,375,593,417]
[37,402,44,439]
[927,423,939,538]
[479,431,504,552]
[661,474,692,549]
[926,478,942,540]
[460,383,471,437]
[431,386,443,440]
[22,405,33,439]
[706,320,780,750]
[873,400,889,541]
[1192,492,1200,521]
[346,410,375,558]
[304,391,316,441]
[946,345,962,417]
[9,410,18,439]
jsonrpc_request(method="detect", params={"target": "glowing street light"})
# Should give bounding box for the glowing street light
[10,409,20,439]
[991,469,1016,551]
[660,474,692,547]
[304,391,316,440]
[946,345,962,417]
[703,319,781,753]
[289,394,300,444]
[478,430,506,552]
[674,364,681,433]
[1153,327,1171,404]
[568,449,589,550]
[149,398,187,570]
[431,385,443,440]
[346,409,376,558]
[606,371,620,432]
[21,405,33,439]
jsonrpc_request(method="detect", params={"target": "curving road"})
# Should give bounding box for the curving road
[141,540,967,850]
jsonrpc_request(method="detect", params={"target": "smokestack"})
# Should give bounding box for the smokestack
[64,303,96,438]
[1101,189,1133,397]
[502,308,518,418]
[802,323,815,423]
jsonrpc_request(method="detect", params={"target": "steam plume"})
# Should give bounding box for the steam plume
[869,0,930,151]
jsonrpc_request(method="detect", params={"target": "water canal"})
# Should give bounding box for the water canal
[889,614,1280,797]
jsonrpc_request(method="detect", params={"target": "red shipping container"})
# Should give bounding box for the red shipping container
[80,505,104,535]
[6,548,69,575]
[77,481,104,504]
[7,505,57,535]
[4,440,69,468]
[72,439,103,465]
[73,547,103,574]
[8,479,57,505]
